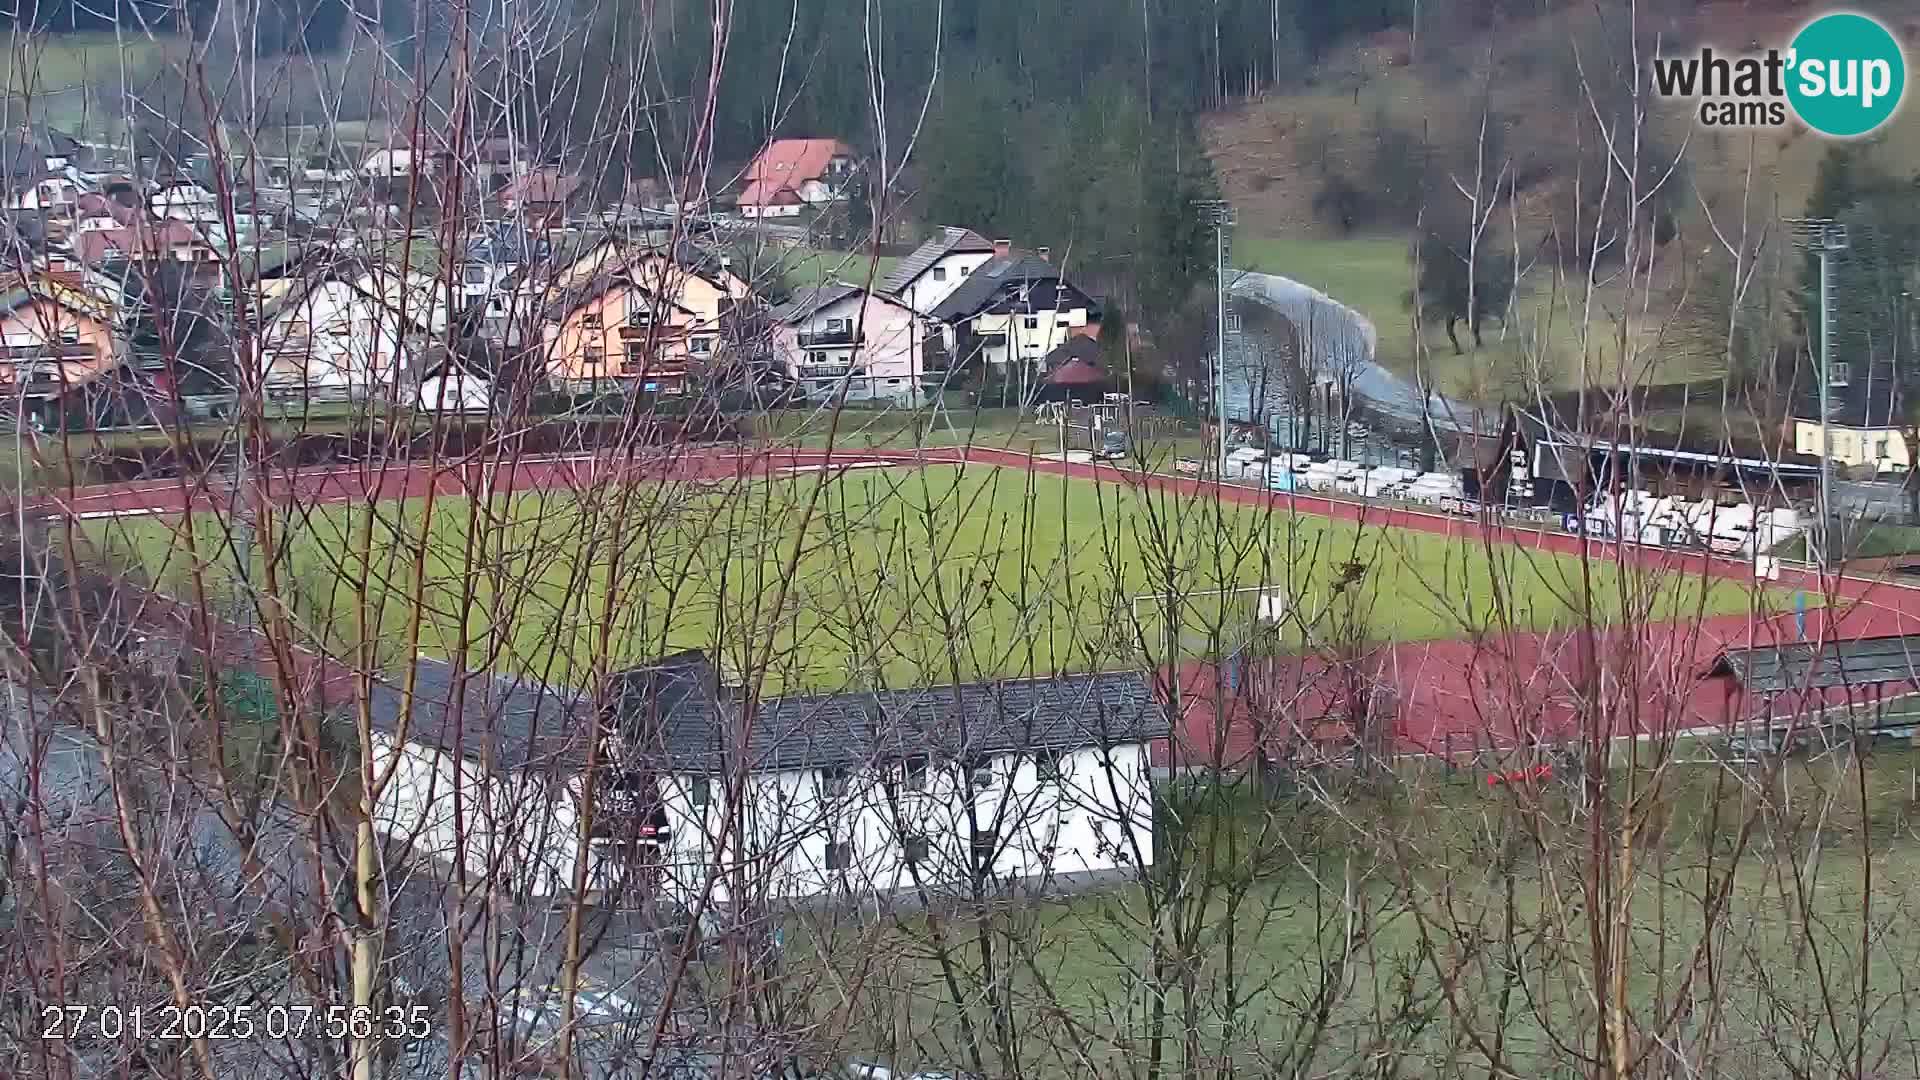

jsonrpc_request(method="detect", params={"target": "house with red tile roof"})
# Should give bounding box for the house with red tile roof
[71,219,223,282]
[735,138,855,220]
[499,167,583,225]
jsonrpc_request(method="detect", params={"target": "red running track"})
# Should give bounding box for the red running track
[40,443,1860,595]
[49,443,1920,755]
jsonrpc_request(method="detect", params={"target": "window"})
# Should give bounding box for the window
[826,317,850,334]
[1023,317,1040,331]
[584,346,605,369]
[1034,750,1063,783]
[962,265,973,276]
[902,755,928,791]
[931,267,947,282]
[820,766,851,797]
[57,325,79,345]
[1878,436,1893,460]
[1830,361,1852,388]
[690,336,713,356]
[582,312,602,330]
[1057,318,1071,328]
[627,308,652,327]
[970,827,997,869]
[902,834,929,865]
[824,838,852,871]
[965,756,995,790]
[690,776,711,807]
[463,264,489,285]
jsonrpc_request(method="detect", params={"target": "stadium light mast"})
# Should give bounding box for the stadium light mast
[1789,217,1849,572]
[1197,199,1236,483]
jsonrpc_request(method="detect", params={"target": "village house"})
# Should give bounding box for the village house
[927,243,1101,375]
[538,265,702,393]
[534,239,755,391]
[8,174,80,213]
[0,124,88,180]
[0,274,128,429]
[770,282,924,405]
[1792,353,1910,474]
[880,226,998,315]
[255,260,447,397]
[360,146,421,179]
[369,652,1167,904]
[149,180,219,222]
[475,137,535,194]
[72,219,224,283]
[498,167,583,226]
[735,138,855,220]
[411,341,498,414]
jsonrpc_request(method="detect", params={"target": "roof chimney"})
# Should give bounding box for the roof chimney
[993,238,1012,258]
[1037,246,1051,262]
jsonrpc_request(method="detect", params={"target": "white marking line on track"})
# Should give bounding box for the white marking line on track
[70,508,164,520]
[775,461,893,474]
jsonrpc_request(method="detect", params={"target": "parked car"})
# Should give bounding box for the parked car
[1095,429,1130,460]
[1175,457,1202,476]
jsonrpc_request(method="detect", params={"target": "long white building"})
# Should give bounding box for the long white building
[370,654,1168,906]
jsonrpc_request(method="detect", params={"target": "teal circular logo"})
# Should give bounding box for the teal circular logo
[1787,12,1907,137]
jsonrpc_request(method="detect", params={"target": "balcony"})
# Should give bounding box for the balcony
[798,328,864,348]
[620,323,690,348]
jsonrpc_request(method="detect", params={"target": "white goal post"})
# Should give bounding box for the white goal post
[1127,584,1292,658]
[1129,583,1289,624]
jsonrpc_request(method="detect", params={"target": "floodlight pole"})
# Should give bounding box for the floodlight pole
[1197,200,1235,483]
[1819,236,1834,570]
[1791,218,1849,572]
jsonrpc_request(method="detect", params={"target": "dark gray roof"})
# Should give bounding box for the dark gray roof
[770,282,862,324]
[1710,635,1920,694]
[369,657,589,771]
[390,651,1169,776]
[879,226,995,295]
[1042,334,1102,369]
[608,657,1168,773]
[926,252,1066,322]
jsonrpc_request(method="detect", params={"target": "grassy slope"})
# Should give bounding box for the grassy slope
[1232,232,1709,400]
[797,748,1920,1073]
[91,465,1759,690]
[1205,4,1920,400]
[777,246,900,290]
[0,33,176,131]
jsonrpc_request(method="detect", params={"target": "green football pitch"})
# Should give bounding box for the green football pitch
[87,465,1767,691]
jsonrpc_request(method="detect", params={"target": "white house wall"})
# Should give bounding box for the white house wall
[773,291,923,404]
[973,305,1092,369]
[897,252,994,316]
[369,734,584,898]
[259,279,440,391]
[657,743,1156,904]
